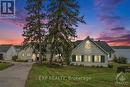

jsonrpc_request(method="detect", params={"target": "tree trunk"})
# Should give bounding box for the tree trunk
[39,43,42,64]
[49,50,54,64]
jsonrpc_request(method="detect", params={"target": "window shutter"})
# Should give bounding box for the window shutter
[72,55,76,62]
[81,55,84,62]
[92,55,94,62]
[101,55,105,63]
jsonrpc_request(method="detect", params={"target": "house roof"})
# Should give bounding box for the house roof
[73,40,83,48]
[0,45,12,53]
[73,36,115,54]
[112,46,130,49]
[95,41,115,53]
[14,45,22,49]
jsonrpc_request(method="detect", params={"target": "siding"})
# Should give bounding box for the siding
[71,40,108,67]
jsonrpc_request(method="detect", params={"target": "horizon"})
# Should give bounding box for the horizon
[0,0,130,46]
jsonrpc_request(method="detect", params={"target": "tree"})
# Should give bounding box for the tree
[47,0,85,64]
[23,0,46,64]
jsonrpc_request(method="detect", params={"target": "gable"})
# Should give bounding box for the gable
[72,39,107,55]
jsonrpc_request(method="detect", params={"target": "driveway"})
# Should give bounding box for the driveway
[0,62,33,87]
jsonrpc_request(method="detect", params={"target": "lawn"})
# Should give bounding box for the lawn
[26,63,130,87]
[0,63,11,70]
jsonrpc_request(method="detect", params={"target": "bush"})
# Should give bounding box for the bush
[79,64,84,67]
[12,55,18,61]
[113,56,127,64]
[108,64,113,68]
[117,66,126,73]
[16,60,28,62]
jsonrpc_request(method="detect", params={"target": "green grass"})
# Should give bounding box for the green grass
[0,63,11,70]
[26,63,130,87]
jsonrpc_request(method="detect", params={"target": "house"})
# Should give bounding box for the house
[112,46,130,63]
[18,46,63,62]
[18,47,37,61]
[70,36,115,67]
[0,45,17,60]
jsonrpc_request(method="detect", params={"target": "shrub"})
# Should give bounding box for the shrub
[42,58,47,61]
[79,64,84,67]
[108,64,113,68]
[113,56,127,64]
[12,55,18,61]
[70,63,74,66]
[16,59,28,62]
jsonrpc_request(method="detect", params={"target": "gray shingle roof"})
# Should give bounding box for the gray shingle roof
[95,41,115,53]
[0,45,12,53]
[74,36,115,54]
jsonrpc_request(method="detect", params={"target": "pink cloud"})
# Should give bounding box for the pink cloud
[0,38,23,45]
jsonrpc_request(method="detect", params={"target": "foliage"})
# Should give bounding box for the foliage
[108,64,113,68]
[0,63,13,70]
[46,0,85,64]
[16,59,28,62]
[23,0,46,63]
[113,56,127,64]
[12,55,18,61]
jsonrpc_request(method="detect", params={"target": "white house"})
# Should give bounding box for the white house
[0,45,17,60]
[18,47,36,61]
[18,46,60,62]
[70,36,115,67]
[112,46,130,63]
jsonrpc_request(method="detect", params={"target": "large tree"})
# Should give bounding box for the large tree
[47,0,85,64]
[23,0,46,63]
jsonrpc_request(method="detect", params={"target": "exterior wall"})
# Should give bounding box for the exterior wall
[71,40,108,67]
[112,49,130,63]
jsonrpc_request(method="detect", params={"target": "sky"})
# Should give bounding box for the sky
[0,0,130,46]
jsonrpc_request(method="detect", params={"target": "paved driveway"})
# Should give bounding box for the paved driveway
[0,62,33,87]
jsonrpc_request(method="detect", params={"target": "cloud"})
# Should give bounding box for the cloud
[94,0,130,46]
[111,27,125,31]
[0,38,23,45]
[97,32,130,46]
[95,0,123,26]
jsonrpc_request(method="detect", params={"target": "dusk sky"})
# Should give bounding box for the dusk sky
[0,0,130,46]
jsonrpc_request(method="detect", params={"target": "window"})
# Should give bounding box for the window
[22,53,25,56]
[101,55,105,63]
[76,55,81,62]
[72,55,76,62]
[84,55,88,62]
[84,55,91,62]
[85,40,91,49]
[27,53,31,56]
[94,55,101,62]
[109,53,111,58]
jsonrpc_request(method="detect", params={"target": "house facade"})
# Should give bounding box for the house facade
[18,47,37,61]
[70,36,115,67]
[18,47,61,62]
[0,45,17,60]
